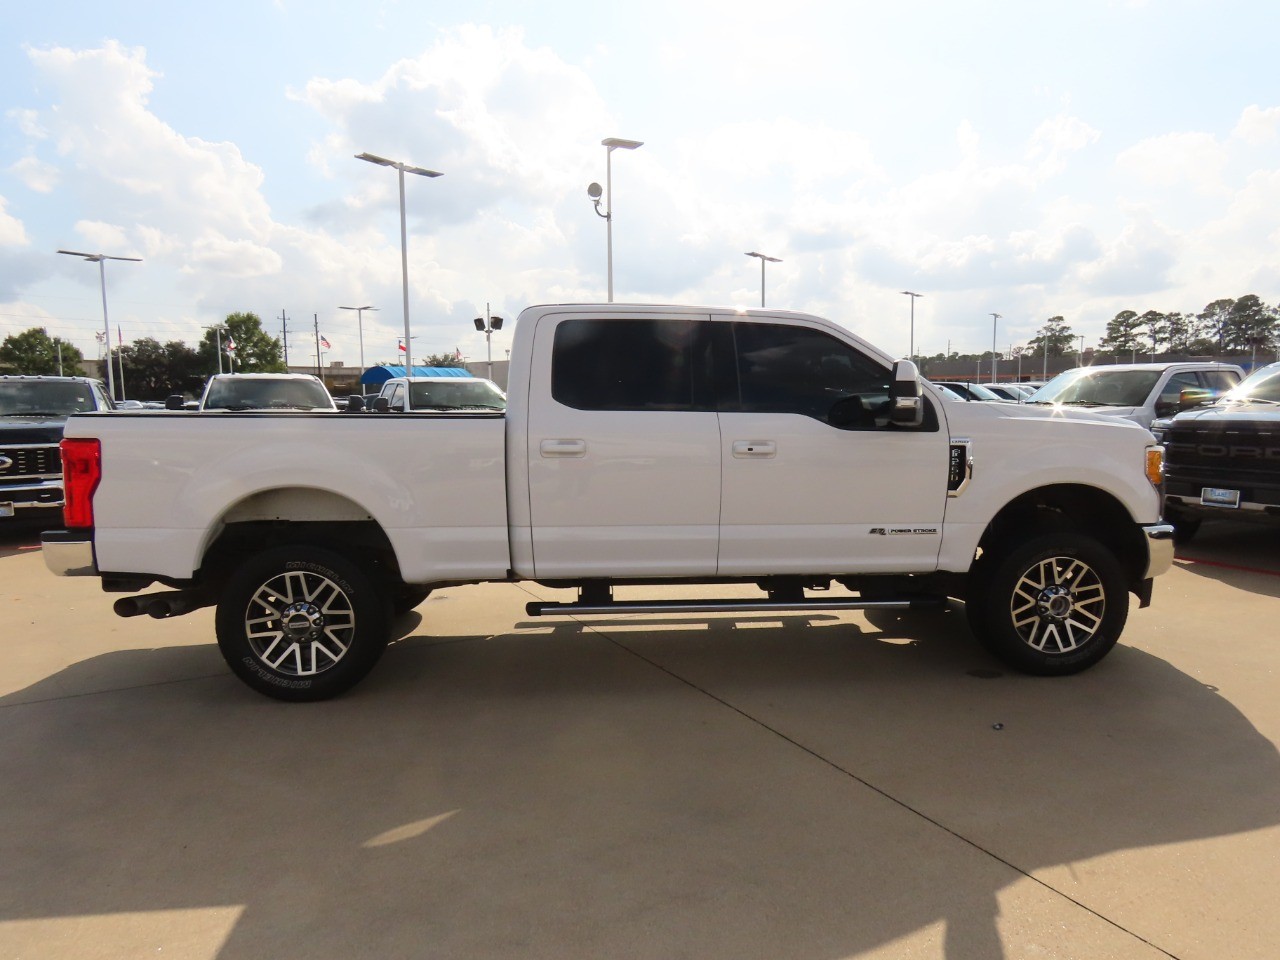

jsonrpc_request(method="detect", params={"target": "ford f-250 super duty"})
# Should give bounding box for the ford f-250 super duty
[42,304,1175,701]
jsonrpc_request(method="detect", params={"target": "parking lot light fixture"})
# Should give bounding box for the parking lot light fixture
[746,252,782,308]
[57,249,141,400]
[355,153,442,386]
[588,137,643,302]
[339,305,377,370]
[901,291,923,359]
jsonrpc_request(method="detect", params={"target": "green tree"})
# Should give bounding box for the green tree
[0,327,86,376]
[421,352,465,368]
[1097,310,1144,357]
[1197,299,1235,351]
[1223,295,1278,353]
[117,338,206,400]
[1162,312,1197,354]
[1026,316,1076,357]
[197,312,286,374]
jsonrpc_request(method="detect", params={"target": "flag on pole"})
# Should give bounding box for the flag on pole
[320,334,332,349]
[397,340,407,353]
[225,336,236,355]
[453,347,463,361]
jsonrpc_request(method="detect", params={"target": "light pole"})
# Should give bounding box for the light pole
[990,313,1001,382]
[587,137,643,302]
[745,252,781,307]
[473,304,504,380]
[1078,334,1085,367]
[339,305,377,370]
[901,291,923,359]
[57,249,141,400]
[355,152,442,390]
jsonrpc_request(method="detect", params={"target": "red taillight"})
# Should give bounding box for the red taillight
[61,438,101,529]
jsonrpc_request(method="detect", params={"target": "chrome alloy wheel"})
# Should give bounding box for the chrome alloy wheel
[1009,555,1106,654]
[244,569,356,677]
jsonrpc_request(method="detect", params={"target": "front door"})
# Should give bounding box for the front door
[714,318,950,575]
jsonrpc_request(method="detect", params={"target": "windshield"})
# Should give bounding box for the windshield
[407,379,506,410]
[203,378,334,410]
[934,381,1005,401]
[1222,364,1280,404]
[0,380,96,416]
[1027,368,1161,407]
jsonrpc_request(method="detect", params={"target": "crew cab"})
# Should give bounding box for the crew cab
[42,304,1174,700]
[1155,361,1280,542]
[1025,362,1243,428]
[372,375,506,412]
[1,375,114,522]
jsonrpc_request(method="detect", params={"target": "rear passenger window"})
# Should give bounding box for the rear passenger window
[552,318,709,411]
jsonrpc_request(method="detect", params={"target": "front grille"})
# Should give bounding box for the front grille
[0,443,61,483]
[1165,423,1280,476]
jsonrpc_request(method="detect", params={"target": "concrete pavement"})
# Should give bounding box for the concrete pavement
[0,520,1277,959]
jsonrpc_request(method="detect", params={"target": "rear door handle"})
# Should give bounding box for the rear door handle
[732,440,776,459]
[540,439,587,458]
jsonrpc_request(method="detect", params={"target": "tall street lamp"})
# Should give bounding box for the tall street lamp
[745,252,781,308]
[355,152,442,385]
[901,291,923,359]
[990,312,1002,382]
[57,249,141,400]
[587,137,643,302]
[473,303,504,381]
[339,305,377,370]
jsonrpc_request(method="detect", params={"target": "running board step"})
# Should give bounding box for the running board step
[525,596,947,617]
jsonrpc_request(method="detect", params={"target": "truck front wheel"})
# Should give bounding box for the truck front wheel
[966,532,1129,675]
[214,546,391,701]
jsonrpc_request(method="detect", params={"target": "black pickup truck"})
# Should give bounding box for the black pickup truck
[0,376,115,523]
[1155,361,1280,543]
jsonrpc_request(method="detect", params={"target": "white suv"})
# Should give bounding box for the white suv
[1024,362,1243,429]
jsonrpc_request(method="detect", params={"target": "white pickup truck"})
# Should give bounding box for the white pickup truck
[43,303,1174,701]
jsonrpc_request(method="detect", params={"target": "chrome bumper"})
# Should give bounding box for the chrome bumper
[41,531,98,577]
[1142,523,1176,580]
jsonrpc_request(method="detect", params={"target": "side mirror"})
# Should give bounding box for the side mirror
[164,395,184,410]
[1178,387,1212,411]
[888,360,924,427]
[372,397,390,413]
[345,395,364,412]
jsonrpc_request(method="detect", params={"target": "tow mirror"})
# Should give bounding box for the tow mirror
[888,359,924,427]
[345,394,364,412]
[164,395,184,410]
[372,397,390,413]
[1178,387,1212,411]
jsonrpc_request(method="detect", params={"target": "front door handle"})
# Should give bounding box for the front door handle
[540,439,587,458]
[732,440,776,459]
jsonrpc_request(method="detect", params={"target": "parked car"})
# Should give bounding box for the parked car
[0,375,114,523]
[1153,361,1280,542]
[929,381,1015,402]
[1025,362,1243,429]
[170,373,340,412]
[372,376,506,412]
[981,383,1034,401]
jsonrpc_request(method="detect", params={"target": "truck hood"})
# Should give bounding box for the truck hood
[1164,401,1280,426]
[939,398,1150,434]
[0,416,68,443]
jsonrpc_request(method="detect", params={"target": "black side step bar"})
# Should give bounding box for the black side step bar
[525,596,947,617]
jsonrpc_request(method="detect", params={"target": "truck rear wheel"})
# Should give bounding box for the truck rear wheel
[966,532,1128,675]
[215,546,391,701]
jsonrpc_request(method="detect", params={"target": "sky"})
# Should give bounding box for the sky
[1,0,1278,372]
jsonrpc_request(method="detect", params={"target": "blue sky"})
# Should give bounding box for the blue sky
[1,0,1278,370]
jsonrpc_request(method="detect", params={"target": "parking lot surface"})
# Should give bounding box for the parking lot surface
[1,520,1277,959]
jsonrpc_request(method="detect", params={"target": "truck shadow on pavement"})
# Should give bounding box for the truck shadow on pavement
[1,607,1277,959]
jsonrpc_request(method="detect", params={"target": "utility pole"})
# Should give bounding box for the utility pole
[313,314,321,378]
[990,313,1001,382]
[279,310,290,366]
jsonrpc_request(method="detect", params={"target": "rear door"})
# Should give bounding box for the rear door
[525,312,721,578]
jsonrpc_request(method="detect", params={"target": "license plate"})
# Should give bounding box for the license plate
[0,503,12,518]
[1200,487,1240,508]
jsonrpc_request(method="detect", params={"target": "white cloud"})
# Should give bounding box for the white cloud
[1114,131,1229,193]
[1232,104,1280,145]
[0,197,29,246]
[8,156,59,193]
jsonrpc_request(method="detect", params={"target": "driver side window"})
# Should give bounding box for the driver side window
[718,322,894,428]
